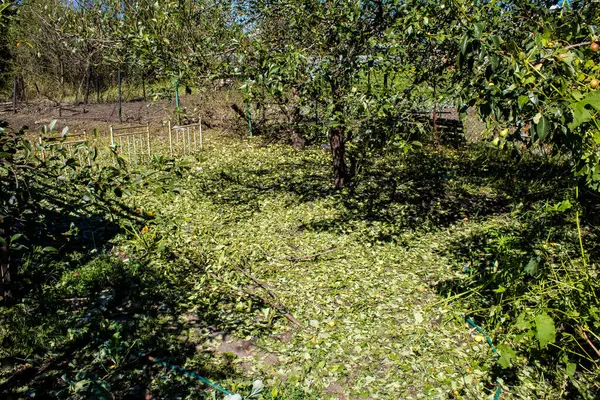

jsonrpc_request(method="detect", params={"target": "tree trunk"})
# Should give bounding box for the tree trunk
[84,64,91,105]
[12,77,17,113]
[432,80,439,146]
[289,88,305,150]
[117,69,122,123]
[330,127,346,189]
[291,129,306,150]
[142,74,146,102]
[432,108,439,146]
[59,60,65,105]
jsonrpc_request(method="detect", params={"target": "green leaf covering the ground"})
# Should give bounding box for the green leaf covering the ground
[1,132,598,399]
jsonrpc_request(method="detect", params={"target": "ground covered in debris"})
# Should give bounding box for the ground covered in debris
[1,132,596,399]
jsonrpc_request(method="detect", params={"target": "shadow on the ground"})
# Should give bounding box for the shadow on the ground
[191,144,577,237]
[3,167,144,301]
[1,164,269,398]
[0,246,270,398]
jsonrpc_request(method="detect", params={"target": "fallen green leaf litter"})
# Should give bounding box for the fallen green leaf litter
[2,132,596,398]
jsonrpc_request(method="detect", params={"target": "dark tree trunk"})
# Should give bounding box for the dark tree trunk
[96,76,101,103]
[432,108,439,146]
[432,80,438,146]
[291,129,306,150]
[142,75,146,102]
[84,64,91,105]
[289,88,305,150]
[117,69,122,123]
[330,126,346,189]
[12,77,17,113]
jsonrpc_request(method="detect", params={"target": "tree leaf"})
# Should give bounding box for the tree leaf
[524,257,539,276]
[535,313,556,349]
[497,344,516,368]
[568,92,600,129]
[566,362,576,377]
[535,115,549,141]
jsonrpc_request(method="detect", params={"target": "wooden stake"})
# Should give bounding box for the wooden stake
[146,122,151,158]
[193,126,197,152]
[199,118,203,150]
[168,120,173,157]
[132,133,137,164]
[127,135,131,163]
[187,127,191,154]
[110,126,116,166]
[39,136,45,161]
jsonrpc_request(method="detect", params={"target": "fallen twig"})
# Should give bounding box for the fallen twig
[233,266,302,327]
[578,326,600,358]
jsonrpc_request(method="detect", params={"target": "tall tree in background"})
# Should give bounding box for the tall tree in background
[239,0,407,188]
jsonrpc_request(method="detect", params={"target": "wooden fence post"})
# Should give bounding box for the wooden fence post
[199,119,203,151]
[168,120,173,157]
[39,136,45,161]
[146,122,151,158]
[110,126,116,166]
[187,127,191,155]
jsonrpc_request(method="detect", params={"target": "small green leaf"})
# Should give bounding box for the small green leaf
[514,312,531,330]
[566,362,576,377]
[535,313,556,349]
[498,344,516,368]
[535,115,549,141]
[557,200,572,212]
[524,257,539,276]
[518,95,529,109]
[474,23,485,38]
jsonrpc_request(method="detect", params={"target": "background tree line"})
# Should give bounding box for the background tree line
[1,0,237,105]
[2,0,599,192]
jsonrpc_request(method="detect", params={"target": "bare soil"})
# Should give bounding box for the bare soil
[0,92,244,137]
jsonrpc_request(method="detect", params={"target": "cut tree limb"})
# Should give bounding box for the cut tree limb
[233,266,302,327]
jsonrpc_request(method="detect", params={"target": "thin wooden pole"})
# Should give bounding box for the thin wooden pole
[187,127,191,154]
[117,69,122,123]
[132,133,137,164]
[127,135,131,163]
[199,118,203,151]
[39,136,45,161]
[146,123,151,158]
[110,126,116,166]
[193,126,197,152]
[168,120,173,157]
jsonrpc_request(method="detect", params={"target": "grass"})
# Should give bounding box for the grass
[1,131,598,398]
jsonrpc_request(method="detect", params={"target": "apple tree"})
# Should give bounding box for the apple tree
[456,0,600,188]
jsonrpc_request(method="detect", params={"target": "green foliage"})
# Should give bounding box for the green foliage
[2,131,598,397]
[455,0,600,188]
